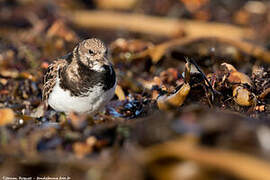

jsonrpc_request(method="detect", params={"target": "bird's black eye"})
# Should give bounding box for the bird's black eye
[89,50,95,55]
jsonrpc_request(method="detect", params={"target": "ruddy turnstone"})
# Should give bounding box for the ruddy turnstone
[42,38,116,114]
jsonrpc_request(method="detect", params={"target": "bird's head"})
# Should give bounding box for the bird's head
[75,38,110,71]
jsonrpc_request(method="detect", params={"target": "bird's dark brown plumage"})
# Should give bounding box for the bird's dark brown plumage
[42,38,116,113]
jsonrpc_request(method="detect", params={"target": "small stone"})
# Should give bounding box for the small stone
[19,119,24,125]
[0,108,15,126]
[73,142,93,158]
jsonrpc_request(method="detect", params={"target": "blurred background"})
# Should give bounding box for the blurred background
[1,0,270,179]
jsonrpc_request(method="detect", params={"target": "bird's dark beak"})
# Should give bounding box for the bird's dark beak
[102,57,111,66]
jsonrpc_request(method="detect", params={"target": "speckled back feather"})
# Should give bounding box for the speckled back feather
[42,59,67,107]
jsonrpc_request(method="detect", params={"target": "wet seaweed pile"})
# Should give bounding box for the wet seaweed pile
[1,0,270,179]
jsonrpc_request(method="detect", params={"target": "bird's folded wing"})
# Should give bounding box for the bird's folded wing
[42,59,67,107]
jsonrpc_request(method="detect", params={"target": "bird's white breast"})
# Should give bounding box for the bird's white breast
[48,77,116,114]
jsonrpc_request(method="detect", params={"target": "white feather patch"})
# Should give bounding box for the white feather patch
[48,77,116,114]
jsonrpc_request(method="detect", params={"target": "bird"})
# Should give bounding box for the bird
[42,38,116,115]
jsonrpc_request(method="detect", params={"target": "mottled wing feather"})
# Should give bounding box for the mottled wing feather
[42,59,67,107]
